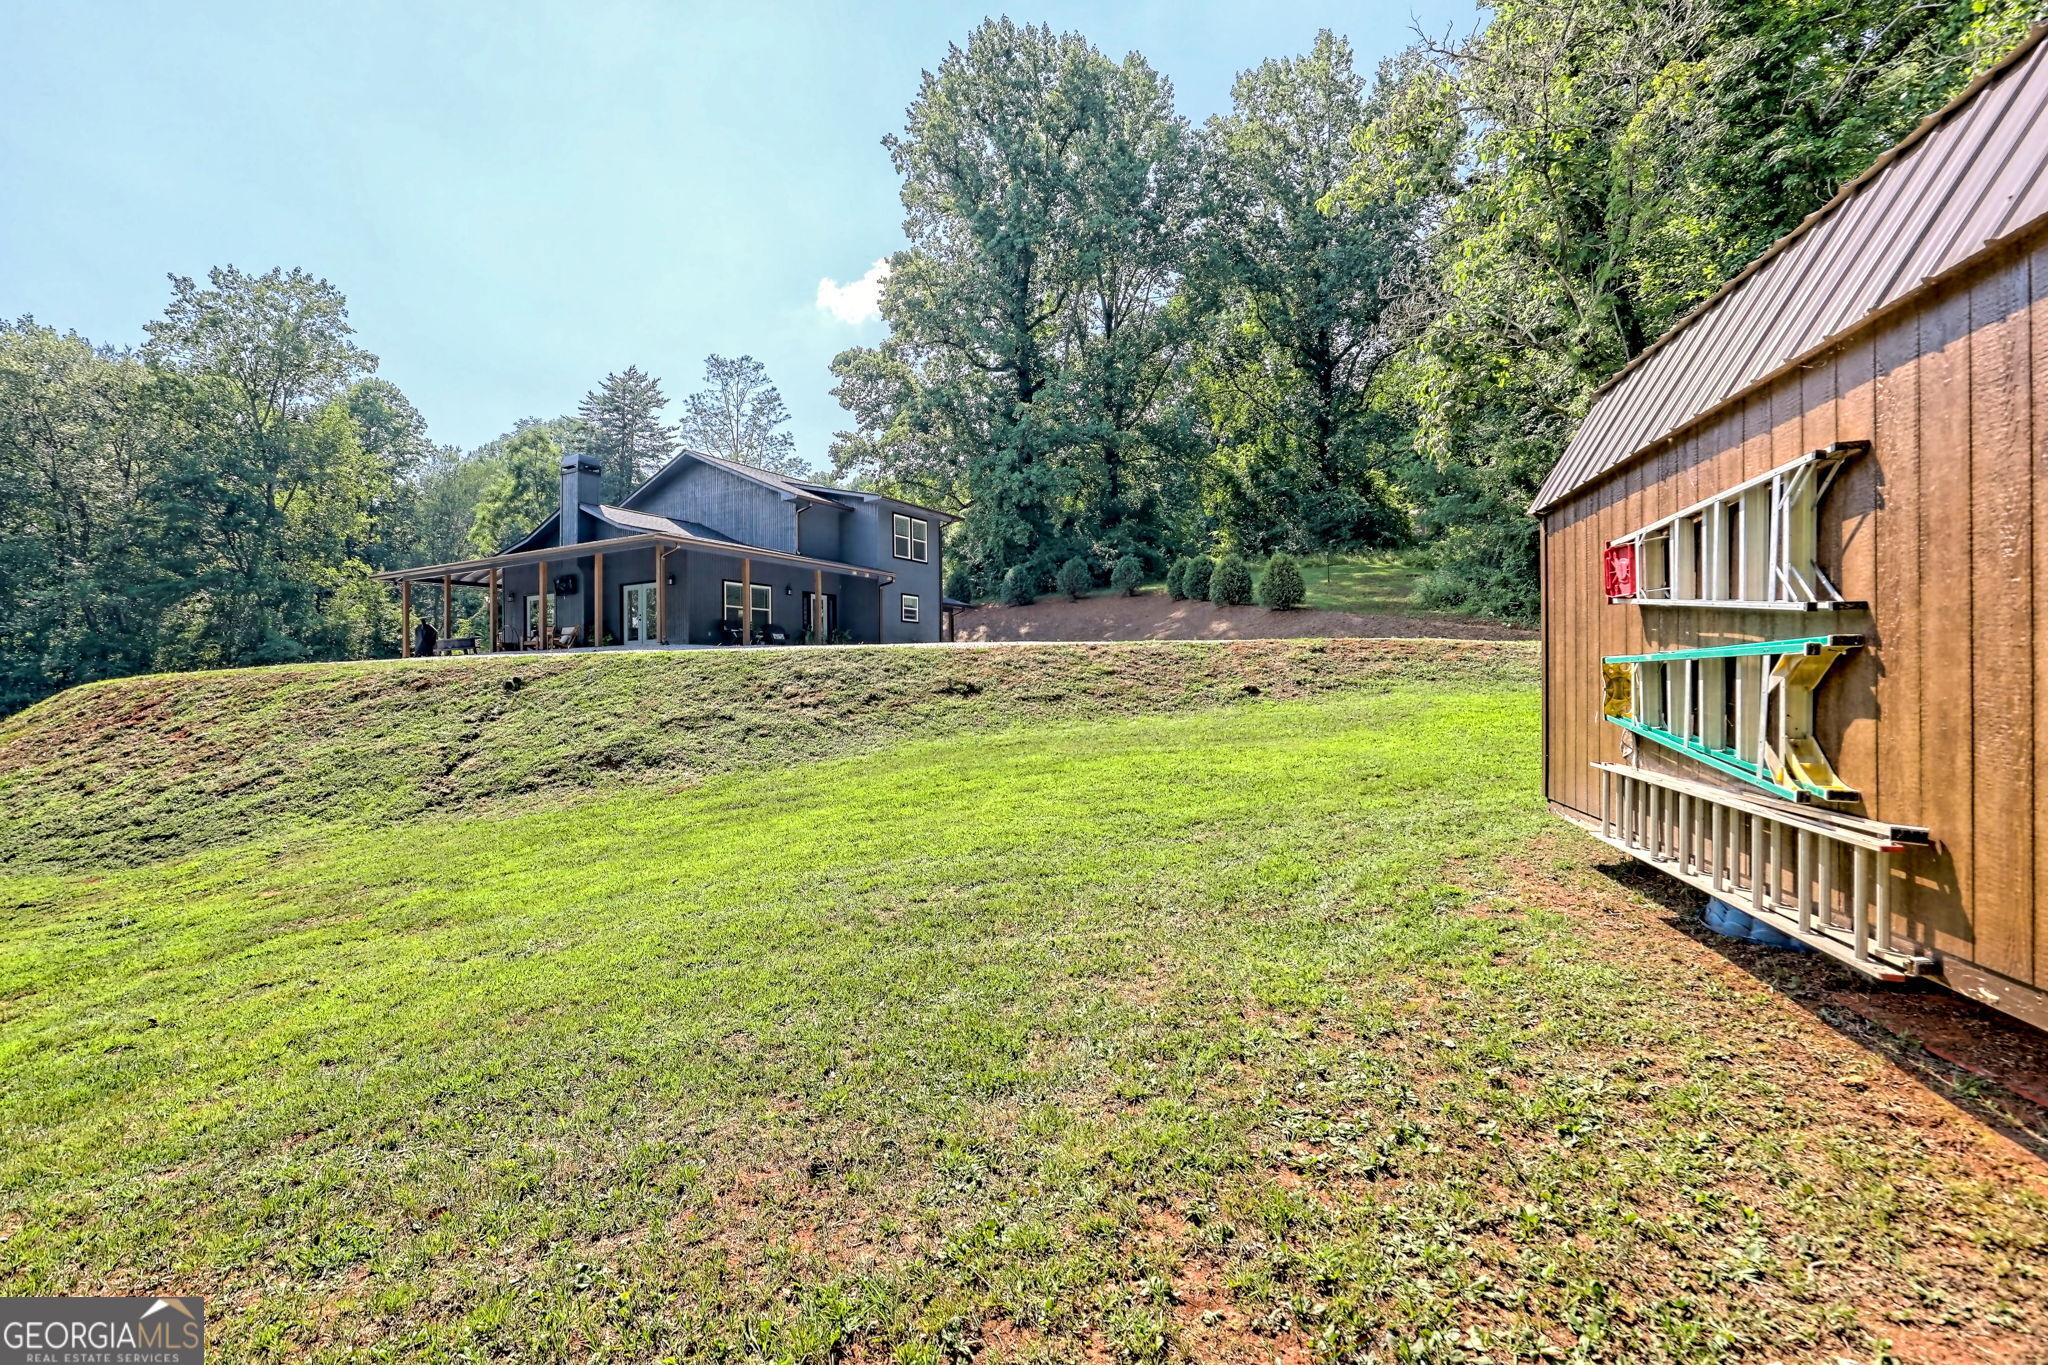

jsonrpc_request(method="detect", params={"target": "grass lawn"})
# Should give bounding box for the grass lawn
[1291,552,1431,617]
[1,645,2042,1363]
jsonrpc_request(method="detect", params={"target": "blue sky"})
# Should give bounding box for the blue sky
[2,1,1470,464]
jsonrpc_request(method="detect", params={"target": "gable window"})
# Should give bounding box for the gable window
[900,593,921,624]
[892,513,928,563]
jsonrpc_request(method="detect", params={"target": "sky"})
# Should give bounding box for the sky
[1,0,1472,464]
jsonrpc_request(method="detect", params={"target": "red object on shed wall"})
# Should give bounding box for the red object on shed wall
[1602,542,1636,599]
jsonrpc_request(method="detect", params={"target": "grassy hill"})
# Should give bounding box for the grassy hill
[0,639,1522,872]
[2,642,2043,1363]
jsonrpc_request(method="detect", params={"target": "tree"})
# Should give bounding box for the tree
[141,266,386,666]
[1000,563,1036,606]
[830,19,1204,595]
[1166,557,1189,600]
[1209,553,1253,606]
[469,425,564,555]
[577,365,674,501]
[1111,555,1143,596]
[1056,555,1092,601]
[1344,0,2023,622]
[1192,33,1416,557]
[675,354,806,476]
[1182,556,1213,602]
[0,320,170,709]
[1256,553,1306,609]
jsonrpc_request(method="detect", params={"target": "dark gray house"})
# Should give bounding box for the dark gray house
[377,449,952,653]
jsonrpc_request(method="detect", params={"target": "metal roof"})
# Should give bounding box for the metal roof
[1532,25,2048,514]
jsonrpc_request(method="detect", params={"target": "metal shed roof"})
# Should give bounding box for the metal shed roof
[1532,25,2048,514]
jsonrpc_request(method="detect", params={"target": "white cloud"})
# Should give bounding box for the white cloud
[816,258,890,325]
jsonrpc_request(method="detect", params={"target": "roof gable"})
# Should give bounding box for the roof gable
[1533,26,2048,513]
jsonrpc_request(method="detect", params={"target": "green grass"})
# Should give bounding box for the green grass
[1290,551,1432,616]
[1,645,2042,1362]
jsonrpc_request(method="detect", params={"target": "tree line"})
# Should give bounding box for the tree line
[2,0,2029,714]
[830,0,2035,617]
[0,270,800,712]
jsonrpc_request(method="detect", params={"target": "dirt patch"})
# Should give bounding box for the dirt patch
[953,593,1535,643]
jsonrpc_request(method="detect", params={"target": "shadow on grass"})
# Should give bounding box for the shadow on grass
[1591,857,2048,1160]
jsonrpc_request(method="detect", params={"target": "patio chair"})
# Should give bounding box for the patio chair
[716,619,745,646]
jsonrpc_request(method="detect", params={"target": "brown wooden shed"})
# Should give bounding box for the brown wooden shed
[1534,28,2048,1028]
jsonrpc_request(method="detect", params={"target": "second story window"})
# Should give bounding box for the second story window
[893,513,928,563]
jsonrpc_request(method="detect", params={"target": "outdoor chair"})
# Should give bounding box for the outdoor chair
[716,619,745,646]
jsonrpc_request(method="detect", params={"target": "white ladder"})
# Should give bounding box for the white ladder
[1588,763,1932,980]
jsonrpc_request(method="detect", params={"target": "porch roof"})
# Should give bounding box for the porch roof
[373,521,899,589]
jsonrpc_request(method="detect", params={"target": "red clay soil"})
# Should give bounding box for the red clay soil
[952,592,1536,643]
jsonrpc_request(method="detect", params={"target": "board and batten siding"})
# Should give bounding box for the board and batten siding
[1540,227,2048,1005]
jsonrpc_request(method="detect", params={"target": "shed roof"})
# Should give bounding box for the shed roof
[1532,25,2048,514]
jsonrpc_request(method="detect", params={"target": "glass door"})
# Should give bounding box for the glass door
[622,582,657,643]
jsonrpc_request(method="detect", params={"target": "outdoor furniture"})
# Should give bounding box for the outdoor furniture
[759,622,792,645]
[716,619,745,646]
[551,626,582,650]
[433,637,478,656]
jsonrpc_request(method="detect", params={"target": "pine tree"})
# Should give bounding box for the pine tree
[1111,556,1143,596]
[1166,558,1189,600]
[1056,556,1092,601]
[577,366,675,500]
[1182,557,1214,602]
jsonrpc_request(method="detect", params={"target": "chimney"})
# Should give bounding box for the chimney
[559,450,603,546]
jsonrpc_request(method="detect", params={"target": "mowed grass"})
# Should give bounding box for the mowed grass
[1,655,2043,1362]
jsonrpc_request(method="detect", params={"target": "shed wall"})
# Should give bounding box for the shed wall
[1541,230,2048,1000]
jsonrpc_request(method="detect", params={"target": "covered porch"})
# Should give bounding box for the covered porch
[373,532,898,656]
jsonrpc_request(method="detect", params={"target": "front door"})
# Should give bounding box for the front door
[622,582,657,643]
[802,591,838,642]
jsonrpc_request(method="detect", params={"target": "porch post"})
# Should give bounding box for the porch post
[538,560,549,648]
[488,567,501,652]
[812,568,824,643]
[741,556,752,644]
[441,573,452,642]
[655,546,668,644]
[593,552,605,648]
[400,579,412,658]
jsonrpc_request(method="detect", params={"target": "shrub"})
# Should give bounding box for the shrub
[1165,558,1188,600]
[1110,555,1143,597]
[1182,557,1214,602]
[1210,554,1253,606]
[1055,556,1093,601]
[1257,553,1306,609]
[944,564,974,603]
[1000,564,1036,607]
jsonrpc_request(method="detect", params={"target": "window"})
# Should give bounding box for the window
[722,580,772,633]
[892,513,929,563]
[900,593,921,623]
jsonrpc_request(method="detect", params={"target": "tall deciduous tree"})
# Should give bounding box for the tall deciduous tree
[469,424,566,554]
[142,266,388,664]
[1193,32,1417,556]
[577,365,674,500]
[830,19,1202,593]
[675,354,806,475]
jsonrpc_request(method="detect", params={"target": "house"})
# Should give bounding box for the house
[1533,28,2048,1028]
[376,448,953,650]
